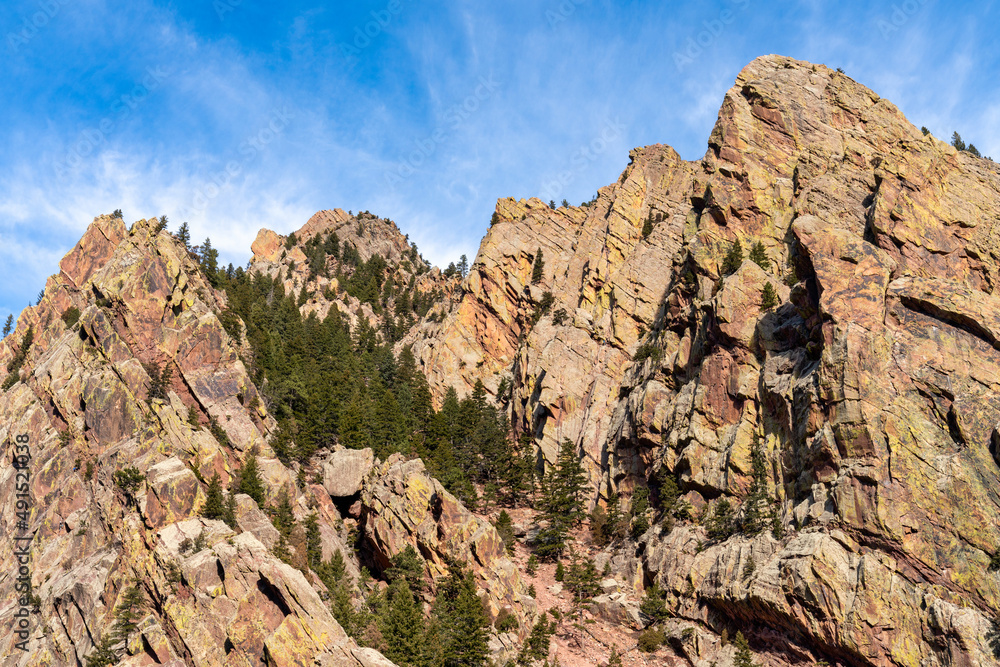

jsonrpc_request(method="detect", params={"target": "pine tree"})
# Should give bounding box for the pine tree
[144,360,172,402]
[433,564,490,667]
[494,510,515,554]
[386,545,426,593]
[733,631,756,667]
[380,579,428,667]
[531,249,545,284]
[748,242,770,271]
[177,222,191,249]
[606,647,623,667]
[721,239,744,275]
[2,314,12,337]
[952,131,966,151]
[273,487,296,537]
[706,498,736,540]
[641,215,654,238]
[304,513,322,570]
[760,283,779,310]
[202,473,225,520]
[238,454,266,505]
[86,636,119,667]
[200,237,220,286]
[458,254,469,278]
[565,552,600,602]
[517,612,554,665]
[639,583,669,625]
[740,435,778,536]
[154,215,168,233]
[112,582,145,639]
[535,438,587,559]
[223,492,237,528]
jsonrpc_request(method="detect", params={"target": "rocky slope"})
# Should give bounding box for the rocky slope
[0,215,526,666]
[4,54,1000,667]
[411,55,1000,665]
[248,208,459,337]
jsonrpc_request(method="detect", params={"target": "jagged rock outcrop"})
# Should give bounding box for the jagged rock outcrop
[360,455,534,630]
[0,216,395,666]
[6,52,1000,667]
[248,209,457,335]
[412,55,1000,665]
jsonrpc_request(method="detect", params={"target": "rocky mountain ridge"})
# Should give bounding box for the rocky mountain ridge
[3,53,1000,666]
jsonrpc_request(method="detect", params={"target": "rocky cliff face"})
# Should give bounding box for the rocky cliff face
[0,217,402,665]
[248,208,458,337]
[412,55,1000,664]
[5,54,1000,667]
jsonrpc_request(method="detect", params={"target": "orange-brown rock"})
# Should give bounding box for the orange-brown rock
[0,216,395,666]
[410,54,1000,665]
[361,455,534,629]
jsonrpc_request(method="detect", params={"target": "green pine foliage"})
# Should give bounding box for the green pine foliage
[379,579,428,667]
[641,215,654,239]
[733,631,757,667]
[113,467,145,498]
[223,492,237,528]
[61,306,81,328]
[534,439,587,560]
[517,612,554,665]
[272,487,296,537]
[739,435,780,538]
[237,453,266,505]
[143,360,172,402]
[706,498,736,541]
[495,510,516,554]
[304,513,323,570]
[637,627,665,652]
[748,242,770,271]
[721,239,744,275]
[760,282,779,310]
[316,550,358,637]
[86,636,119,667]
[564,552,600,602]
[220,259,511,492]
[629,486,651,539]
[177,222,191,249]
[385,545,426,593]
[199,237,221,286]
[531,249,545,284]
[201,473,226,520]
[640,583,669,625]
[2,314,13,337]
[3,326,34,390]
[112,582,145,639]
[432,564,491,667]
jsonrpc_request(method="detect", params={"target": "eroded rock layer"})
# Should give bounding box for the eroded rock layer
[413,55,1000,665]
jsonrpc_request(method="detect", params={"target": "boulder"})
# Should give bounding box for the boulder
[323,446,375,497]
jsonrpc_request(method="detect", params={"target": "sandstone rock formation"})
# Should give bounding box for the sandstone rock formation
[360,455,534,630]
[0,216,395,666]
[410,55,1000,665]
[5,53,1000,667]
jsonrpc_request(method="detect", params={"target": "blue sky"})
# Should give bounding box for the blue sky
[0,0,997,322]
